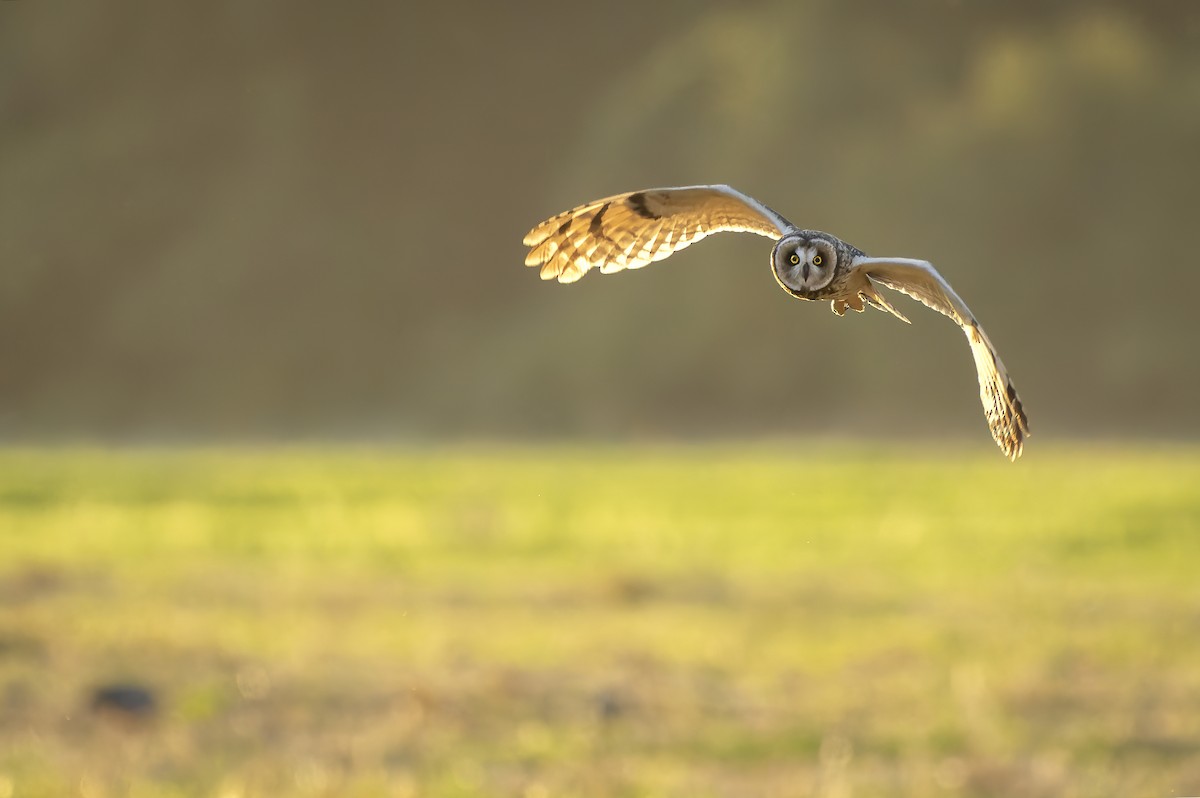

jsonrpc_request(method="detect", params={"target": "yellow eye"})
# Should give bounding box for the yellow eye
[789,253,800,265]
[813,255,823,266]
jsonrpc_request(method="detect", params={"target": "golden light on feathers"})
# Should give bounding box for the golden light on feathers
[523,185,1029,459]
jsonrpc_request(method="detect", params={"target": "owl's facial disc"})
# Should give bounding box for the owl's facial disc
[772,236,837,294]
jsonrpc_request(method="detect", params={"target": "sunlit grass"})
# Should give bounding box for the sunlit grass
[1,445,1198,796]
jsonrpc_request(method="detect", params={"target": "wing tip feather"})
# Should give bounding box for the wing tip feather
[993,382,1030,461]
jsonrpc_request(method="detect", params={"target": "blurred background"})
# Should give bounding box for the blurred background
[3,2,1200,797]
[2,0,1198,444]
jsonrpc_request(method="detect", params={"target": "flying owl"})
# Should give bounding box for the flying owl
[522,184,1029,460]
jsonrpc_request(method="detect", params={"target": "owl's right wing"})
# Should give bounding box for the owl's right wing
[851,256,1030,460]
[523,184,795,283]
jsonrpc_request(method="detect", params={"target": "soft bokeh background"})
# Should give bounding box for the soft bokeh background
[3,2,1200,797]
[3,0,1198,442]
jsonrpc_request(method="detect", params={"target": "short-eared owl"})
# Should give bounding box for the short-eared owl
[522,184,1029,459]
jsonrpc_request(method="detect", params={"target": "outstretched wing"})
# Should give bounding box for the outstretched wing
[523,184,795,283]
[851,257,1030,460]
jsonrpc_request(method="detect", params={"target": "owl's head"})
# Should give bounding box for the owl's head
[772,233,839,294]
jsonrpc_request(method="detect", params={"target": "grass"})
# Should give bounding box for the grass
[0,444,1198,797]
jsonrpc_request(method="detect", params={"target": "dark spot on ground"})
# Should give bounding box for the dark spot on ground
[90,683,158,720]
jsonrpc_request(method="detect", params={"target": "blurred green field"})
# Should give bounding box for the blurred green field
[1,446,1198,797]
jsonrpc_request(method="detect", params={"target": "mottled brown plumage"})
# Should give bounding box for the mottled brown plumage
[523,185,791,282]
[523,185,1029,459]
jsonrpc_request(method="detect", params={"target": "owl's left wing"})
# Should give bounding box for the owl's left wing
[850,256,1030,460]
[523,184,795,283]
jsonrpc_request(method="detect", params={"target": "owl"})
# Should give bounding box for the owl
[522,184,1029,460]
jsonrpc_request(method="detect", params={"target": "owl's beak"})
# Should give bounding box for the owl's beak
[802,263,810,281]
